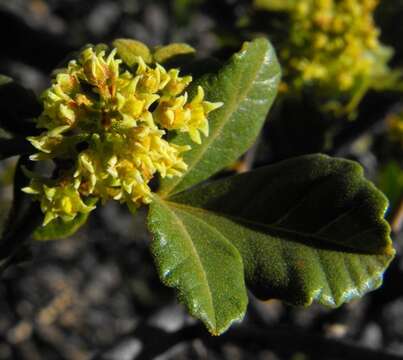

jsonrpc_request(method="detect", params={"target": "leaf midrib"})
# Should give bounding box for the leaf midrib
[154,196,216,328]
[159,43,268,198]
[166,201,389,256]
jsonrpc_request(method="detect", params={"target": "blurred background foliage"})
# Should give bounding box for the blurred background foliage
[0,0,402,359]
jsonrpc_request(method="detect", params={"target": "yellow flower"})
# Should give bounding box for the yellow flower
[136,57,170,94]
[22,180,96,226]
[155,86,223,144]
[164,69,193,96]
[270,0,393,112]
[24,44,222,225]
[186,86,223,144]
[155,94,192,132]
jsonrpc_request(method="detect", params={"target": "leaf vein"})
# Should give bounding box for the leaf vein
[161,44,269,197]
[168,202,385,255]
[155,198,216,325]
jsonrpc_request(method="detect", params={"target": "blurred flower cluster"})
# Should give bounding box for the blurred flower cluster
[387,112,403,148]
[23,45,222,225]
[257,0,393,113]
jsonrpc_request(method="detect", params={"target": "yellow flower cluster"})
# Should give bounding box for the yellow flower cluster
[276,0,392,110]
[23,45,222,225]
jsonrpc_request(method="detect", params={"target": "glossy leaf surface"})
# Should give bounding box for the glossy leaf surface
[167,154,395,307]
[158,38,281,197]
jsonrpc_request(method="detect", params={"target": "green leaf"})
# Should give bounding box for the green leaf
[167,154,395,307]
[33,198,97,241]
[0,75,41,136]
[153,43,195,65]
[148,195,248,335]
[158,38,281,197]
[378,161,403,213]
[113,39,153,66]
